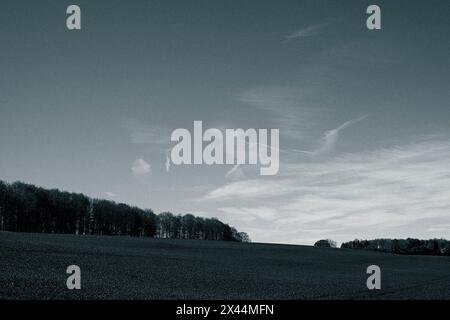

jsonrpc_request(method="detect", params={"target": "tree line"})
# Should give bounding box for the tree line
[0,180,250,242]
[341,238,450,256]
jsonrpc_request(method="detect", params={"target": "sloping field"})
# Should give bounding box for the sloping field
[1,232,449,299]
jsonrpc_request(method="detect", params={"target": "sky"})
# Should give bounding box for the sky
[0,0,449,245]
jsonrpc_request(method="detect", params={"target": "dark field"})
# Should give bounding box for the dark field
[1,232,450,299]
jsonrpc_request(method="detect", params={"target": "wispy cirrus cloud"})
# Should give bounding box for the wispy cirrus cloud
[124,120,170,146]
[237,86,315,140]
[225,164,246,180]
[289,115,368,156]
[202,138,450,244]
[427,224,450,232]
[284,23,329,42]
[202,179,286,201]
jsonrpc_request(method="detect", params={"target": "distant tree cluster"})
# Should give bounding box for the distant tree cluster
[155,211,249,241]
[314,239,337,248]
[341,238,450,256]
[0,180,249,242]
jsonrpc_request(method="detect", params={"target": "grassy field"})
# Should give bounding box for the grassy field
[1,232,450,299]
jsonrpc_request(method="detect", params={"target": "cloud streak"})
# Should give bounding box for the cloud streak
[124,120,170,146]
[237,86,315,141]
[289,115,368,156]
[284,23,329,42]
[225,164,246,180]
[165,149,171,173]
